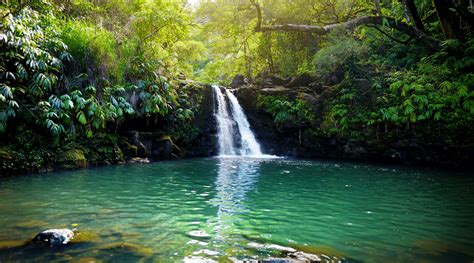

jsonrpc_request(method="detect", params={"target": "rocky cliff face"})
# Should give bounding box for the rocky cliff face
[121,82,218,160]
[233,76,333,158]
[183,83,218,157]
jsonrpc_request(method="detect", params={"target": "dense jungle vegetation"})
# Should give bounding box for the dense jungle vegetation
[1,0,473,174]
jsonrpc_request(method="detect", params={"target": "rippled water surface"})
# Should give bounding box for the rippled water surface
[0,158,473,262]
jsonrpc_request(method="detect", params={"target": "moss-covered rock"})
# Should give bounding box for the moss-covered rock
[0,148,13,160]
[97,242,154,256]
[59,149,88,169]
[122,141,138,157]
[0,148,15,174]
[71,230,101,243]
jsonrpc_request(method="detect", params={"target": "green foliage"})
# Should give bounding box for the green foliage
[61,20,120,81]
[0,1,194,141]
[0,6,69,133]
[326,37,474,143]
[1,0,474,173]
[257,95,315,127]
[312,31,368,75]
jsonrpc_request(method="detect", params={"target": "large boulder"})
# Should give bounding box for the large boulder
[33,229,75,246]
[286,73,313,88]
[152,135,181,158]
[263,76,291,87]
[230,74,248,88]
[129,131,152,158]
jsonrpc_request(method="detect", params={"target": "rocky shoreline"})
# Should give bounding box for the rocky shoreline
[1,228,351,263]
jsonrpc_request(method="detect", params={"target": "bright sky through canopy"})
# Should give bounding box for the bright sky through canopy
[187,0,199,7]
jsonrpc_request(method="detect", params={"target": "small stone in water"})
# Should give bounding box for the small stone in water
[288,251,321,262]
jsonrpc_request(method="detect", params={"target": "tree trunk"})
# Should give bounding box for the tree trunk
[433,0,463,39]
[403,0,425,32]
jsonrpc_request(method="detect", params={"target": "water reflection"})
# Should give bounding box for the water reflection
[210,157,262,240]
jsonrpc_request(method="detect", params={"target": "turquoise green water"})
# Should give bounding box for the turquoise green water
[0,157,473,262]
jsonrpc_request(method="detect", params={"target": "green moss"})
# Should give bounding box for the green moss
[60,149,87,169]
[72,231,101,243]
[0,240,26,249]
[98,242,154,256]
[122,142,138,157]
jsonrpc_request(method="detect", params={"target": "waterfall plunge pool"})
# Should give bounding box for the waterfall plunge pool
[0,157,473,262]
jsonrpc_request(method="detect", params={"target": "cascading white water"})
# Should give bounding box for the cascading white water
[213,85,264,157]
[226,89,263,156]
[213,85,236,156]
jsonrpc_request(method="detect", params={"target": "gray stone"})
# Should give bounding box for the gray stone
[33,229,74,246]
[230,74,248,88]
[128,157,150,164]
[288,251,321,262]
[286,73,313,88]
[263,76,290,86]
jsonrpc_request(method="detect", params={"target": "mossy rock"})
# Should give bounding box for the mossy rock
[0,148,16,174]
[0,240,26,249]
[122,141,138,157]
[71,230,101,243]
[98,242,154,256]
[0,148,13,160]
[59,149,87,169]
[73,257,103,263]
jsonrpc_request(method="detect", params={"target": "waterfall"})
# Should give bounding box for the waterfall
[212,85,264,157]
[213,85,236,156]
[226,89,263,156]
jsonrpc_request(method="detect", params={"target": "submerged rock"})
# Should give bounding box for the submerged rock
[71,230,101,243]
[0,240,26,249]
[262,258,300,263]
[33,229,75,246]
[184,255,218,263]
[98,242,154,256]
[247,242,297,253]
[288,251,321,262]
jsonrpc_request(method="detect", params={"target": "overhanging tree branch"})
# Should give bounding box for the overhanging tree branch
[250,0,440,50]
[368,25,412,45]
